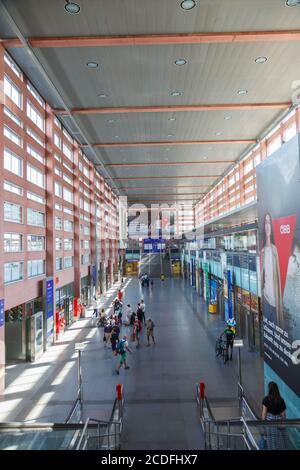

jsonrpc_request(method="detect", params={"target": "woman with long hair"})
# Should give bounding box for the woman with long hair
[261,382,287,449]
[261,212,283,327]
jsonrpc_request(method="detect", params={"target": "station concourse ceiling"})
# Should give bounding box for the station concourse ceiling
[0,0,300,207]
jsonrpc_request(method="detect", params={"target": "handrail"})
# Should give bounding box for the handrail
[65,393,82,424]
[240,418,300,426]
[241,418,259,450]
[75,418,90,450]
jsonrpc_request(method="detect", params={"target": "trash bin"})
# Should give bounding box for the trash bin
[208,302,218,314]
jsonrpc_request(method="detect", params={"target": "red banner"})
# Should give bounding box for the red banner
[272,214,297,295]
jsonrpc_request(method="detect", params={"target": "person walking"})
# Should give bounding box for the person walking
[146,318,155,346]
[115,335,132,374]
[125,304,132,326]
[261,382,287,450]
[140,299,146,325]
[103,321,112,348]
[137,303,145,325]
[118,289,123,302]
[110,327,119,356]
[92,296,98,318]
[133,316,143,348]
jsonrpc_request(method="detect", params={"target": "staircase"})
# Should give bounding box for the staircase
[139,253,172,278]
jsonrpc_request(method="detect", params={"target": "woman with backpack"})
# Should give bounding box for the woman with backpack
[115,335,132,375]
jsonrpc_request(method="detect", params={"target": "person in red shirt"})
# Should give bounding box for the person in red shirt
[118,289,123,302]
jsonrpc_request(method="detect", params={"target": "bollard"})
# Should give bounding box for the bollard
[116,383,122,401]
[199,381,205,418]
[116,384,123,419]
[199,381,205,400]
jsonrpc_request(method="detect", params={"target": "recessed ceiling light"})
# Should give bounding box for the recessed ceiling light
[86,62,98,68]
[107,119,115,123]
[167,134,175,137]
[208,147,212,151]
[164,157,169,161]
[166,148,170,152]
[64,2,80,14]
[255,56,268,64]
[224,115,232,120]
[286,0,300,6]
[170,91,183,97]
[203,156,208,160]
[98,93,107,98]
[115,135,119,139]
[174,59,187,66]
[215,132,223,136]
[168,117,176,121]
[180,0,196,10]
[238,89,248,95]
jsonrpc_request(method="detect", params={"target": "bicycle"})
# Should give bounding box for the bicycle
[215,337,229,364]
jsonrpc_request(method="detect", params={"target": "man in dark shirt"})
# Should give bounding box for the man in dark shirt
[137,303,145,324]
[110,327,119,355]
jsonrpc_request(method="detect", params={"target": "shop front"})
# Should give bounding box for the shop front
[125,260,139,276]
[80,275,92,306]
[55,282,74,339]
[5,296,45,363]
[5,303,25,363]
[235,288,262,353]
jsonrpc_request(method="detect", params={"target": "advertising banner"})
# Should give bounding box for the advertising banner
[203,263,210,302]
[257,134,300,398]
[0,299,4,328]
[45,278,54,341]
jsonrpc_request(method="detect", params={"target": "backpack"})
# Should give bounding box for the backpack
[116,339,126,355]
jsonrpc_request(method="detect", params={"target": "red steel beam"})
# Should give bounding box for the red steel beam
[93,139,255,148]
[120,185,209,190]
[3,30,300,48]
[124,193,206,197]
[128,198,198,202]
[105,160,232,167]
[107,175,221,180]
[55,103,291,115]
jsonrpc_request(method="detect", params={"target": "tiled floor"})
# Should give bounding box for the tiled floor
[0,277,264,450]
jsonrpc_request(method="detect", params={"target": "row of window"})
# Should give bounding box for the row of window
[55,256,73,271]
[55,217,73,232]
[4,234,45,252]
[4,260,45,284]
[4,202,45,226]
[54,182,73,203]
[4,148,45,188]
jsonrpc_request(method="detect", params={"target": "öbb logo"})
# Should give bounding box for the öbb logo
[280,225,291,234]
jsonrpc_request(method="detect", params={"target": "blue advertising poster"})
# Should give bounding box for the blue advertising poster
[46,278,54,339]
[92,265,96,286]
[210,279,217,303]
[0,299,4,328]
[224,270,233,320]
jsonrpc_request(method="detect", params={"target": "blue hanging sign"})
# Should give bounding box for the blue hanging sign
[0,299,4,328]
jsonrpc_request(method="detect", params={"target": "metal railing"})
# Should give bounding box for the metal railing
[65,388,83,424]
[75,394,125,450]
[196,383,300,450]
